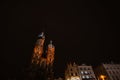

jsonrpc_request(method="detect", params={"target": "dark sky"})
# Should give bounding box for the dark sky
[2,0,119,78]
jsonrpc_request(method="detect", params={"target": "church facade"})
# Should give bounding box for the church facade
[24,32,55,80]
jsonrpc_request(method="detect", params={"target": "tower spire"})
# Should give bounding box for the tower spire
[38,32,45,39]
[50,40,52,44]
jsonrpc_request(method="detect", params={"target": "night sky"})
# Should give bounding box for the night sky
[3,0,119,78]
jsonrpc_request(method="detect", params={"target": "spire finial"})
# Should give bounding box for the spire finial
[38,32,45,38]
[50,40,52,44]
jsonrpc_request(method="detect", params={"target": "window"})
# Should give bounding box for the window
[79,68,82,70]
[88,68,90,70]
[112,71,115,74]
[116,76,119,80]
[71,73,73,76]
[82,76,85,79]
[106,67,108,70]
[81,71,84,74]
[109,71,111,74]
[84,68,86,70]
[75,73,77,76]
[85,71,88,74]
[86,75,89,79]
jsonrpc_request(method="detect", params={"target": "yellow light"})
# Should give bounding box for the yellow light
[100,75,106,80]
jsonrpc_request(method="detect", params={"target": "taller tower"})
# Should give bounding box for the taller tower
[32,32,45,65]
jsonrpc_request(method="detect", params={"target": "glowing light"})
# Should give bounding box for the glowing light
[71,76,80,80]
[100,75,106,80]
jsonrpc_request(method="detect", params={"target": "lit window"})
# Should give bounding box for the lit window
[85,71,88,74]
[86,75,89,79]
[82,76,85,79]
[81,71,84,74]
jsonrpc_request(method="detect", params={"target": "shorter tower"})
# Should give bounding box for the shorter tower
[46,40,55,66]
[46,40,55,80]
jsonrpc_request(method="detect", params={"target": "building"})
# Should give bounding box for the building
[54,77,63,80]
[95,63,120,80]
[24,32,55,80]
[78,64,97,80]
[65,63,97,80]
[65,63,81,80]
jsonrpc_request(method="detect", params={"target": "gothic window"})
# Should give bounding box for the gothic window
[50,58,51,62]
[112,76,115,80]
[89,71,92,74]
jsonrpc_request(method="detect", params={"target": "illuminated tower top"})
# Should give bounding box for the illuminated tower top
[38,32,45,39]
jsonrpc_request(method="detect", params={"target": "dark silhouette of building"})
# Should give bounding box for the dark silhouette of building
[94,62,120,80]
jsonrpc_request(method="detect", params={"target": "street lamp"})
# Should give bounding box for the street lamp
[100,75,106,80]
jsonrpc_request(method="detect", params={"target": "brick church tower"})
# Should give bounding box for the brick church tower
[26,32,55,80]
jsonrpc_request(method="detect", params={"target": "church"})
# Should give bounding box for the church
[24,32,55,80]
